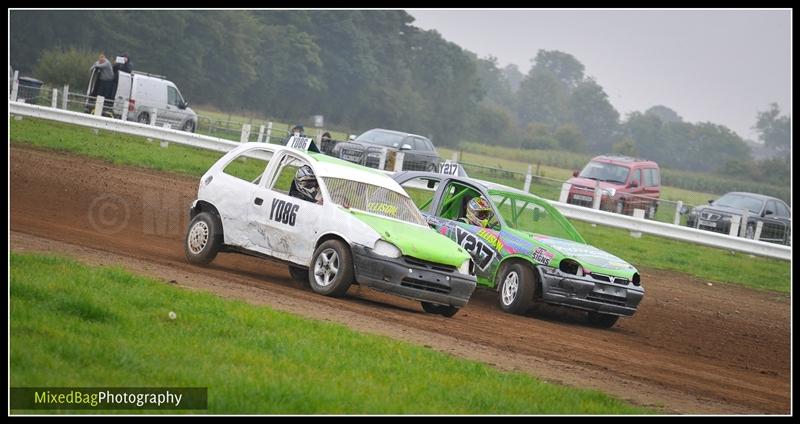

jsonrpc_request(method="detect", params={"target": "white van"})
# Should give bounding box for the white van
[86,69,198,132]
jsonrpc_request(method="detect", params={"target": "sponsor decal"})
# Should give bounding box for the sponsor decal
[367,202,398,217]
[270,198,299,226]
[532,247,554,266]
[455,227,495,271]
[477,228,505,252]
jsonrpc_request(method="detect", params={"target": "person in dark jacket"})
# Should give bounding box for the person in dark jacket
[114,53,133,74]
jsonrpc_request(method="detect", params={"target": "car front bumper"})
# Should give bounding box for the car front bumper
[351,245,477,308]
[536,267,644,316]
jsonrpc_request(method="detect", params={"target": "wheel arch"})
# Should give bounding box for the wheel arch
[494,255,540,297]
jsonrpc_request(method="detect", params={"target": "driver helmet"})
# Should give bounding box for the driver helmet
[294,165,318,200]
[466,196,493,227]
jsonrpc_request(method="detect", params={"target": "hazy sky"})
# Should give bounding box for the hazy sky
[407,9,791,142]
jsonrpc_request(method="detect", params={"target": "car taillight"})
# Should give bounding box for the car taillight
[128,99,136,112]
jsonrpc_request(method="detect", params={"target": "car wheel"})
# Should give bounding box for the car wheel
[183,120,196,133]
[421,302,460,317]
[309,240,354,297]
[288,265,309,285]
[616,200,625,214]
[184,212,222,265]
[497,261,535,315]
[587,311,619,328]
[138,112,150,124]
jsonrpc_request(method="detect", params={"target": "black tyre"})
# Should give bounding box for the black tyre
[288,265,309,284]
[421,302,460,318]
[183,120,196,133]
[496,261,535,315]
[309,240,354,297]
[587,311,619,328]
[647,202,658,220]
[184,212,222,265]
[616,200,625,214]
[138,112,150,124]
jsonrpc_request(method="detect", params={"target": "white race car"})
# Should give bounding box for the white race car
[184,139,477,317]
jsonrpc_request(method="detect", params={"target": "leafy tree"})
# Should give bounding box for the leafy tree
[612,137,638,157]
[554,123,586,152]
[753,103,791,153]
[569,78,620,153]
[531,50,585,93]
[521,123,559,150]
[501,63,524,93]
[645,105,683,123]
[516,70,568,127]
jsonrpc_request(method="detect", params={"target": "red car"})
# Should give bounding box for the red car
[566,155,661,219]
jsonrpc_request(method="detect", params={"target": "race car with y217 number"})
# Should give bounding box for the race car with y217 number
[393,170,644,328]
[184,138,477,317]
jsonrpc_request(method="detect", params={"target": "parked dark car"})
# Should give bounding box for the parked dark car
[330,128,440,172]
[686,192,791,245]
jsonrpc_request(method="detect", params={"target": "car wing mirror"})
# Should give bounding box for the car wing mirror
[765,210,775,216]
[629,180,639,188]
[707,199,714,204]
[400,144,412,151]
[572,170,579,177]
[348,135,356,141]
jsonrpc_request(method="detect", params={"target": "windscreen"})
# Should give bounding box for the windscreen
[714,193,764,214]
[323,177,428,226]
[578,161,630,184]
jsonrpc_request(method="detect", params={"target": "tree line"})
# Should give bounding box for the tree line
[10,10,790,189]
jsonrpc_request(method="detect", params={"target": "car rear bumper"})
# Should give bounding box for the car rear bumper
[351,245,476,308]
[536,267,644,316]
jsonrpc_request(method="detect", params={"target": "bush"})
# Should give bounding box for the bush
[32,47,96,93]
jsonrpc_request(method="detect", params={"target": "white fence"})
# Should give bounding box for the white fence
[9,100,792,261]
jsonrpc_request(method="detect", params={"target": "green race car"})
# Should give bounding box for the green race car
[393,171,645,328]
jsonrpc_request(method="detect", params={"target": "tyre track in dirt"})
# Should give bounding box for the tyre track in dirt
[10,146,790,414]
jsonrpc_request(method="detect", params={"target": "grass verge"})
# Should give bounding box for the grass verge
[10,252,649,414]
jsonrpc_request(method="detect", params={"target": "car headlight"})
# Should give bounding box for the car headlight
[458,258,474,275]
[373,240,401,258]
[601,188,616,197]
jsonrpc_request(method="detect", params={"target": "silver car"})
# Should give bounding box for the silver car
[331,128,441,172]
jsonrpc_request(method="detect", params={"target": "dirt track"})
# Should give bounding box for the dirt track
[10,146,791,414]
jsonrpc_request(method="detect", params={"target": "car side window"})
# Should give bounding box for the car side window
[412,138,429,151]
[764,200,777,216]
[222,149,273,184]
[652,168,661,186]
[631,169,641,186]
[167,86,179,106]
[400,177,440,213]
[271,155,315,200]
[776,202,790,218]
[642,169,653,187]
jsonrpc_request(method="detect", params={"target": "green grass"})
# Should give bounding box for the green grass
[10,252,649,414]
[10,117,790,292]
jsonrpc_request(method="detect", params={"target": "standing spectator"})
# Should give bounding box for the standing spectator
[114,53,133,74]
[90,53,114,98]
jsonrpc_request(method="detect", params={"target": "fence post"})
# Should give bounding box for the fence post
[451,152,458,162]
[160,123,170,148]
[394,151,405,172]
[10,70,19,101]
[240,124,251,143]
[378,147,387,170]
[94,96,105,116]
[754,221,764,241]
[523,164,532,193]
[738,209,750,238]
[728,215,741,237]
[630,209,645,238]
[150,110,158,126]
[51,88,58,108]
[673,200,683,225]
[559,183,571,203]
[257,125,265,142]
[266,122,273,143]
[62,85,69,109]
[592,180,602,210]
[122,100,129,121]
